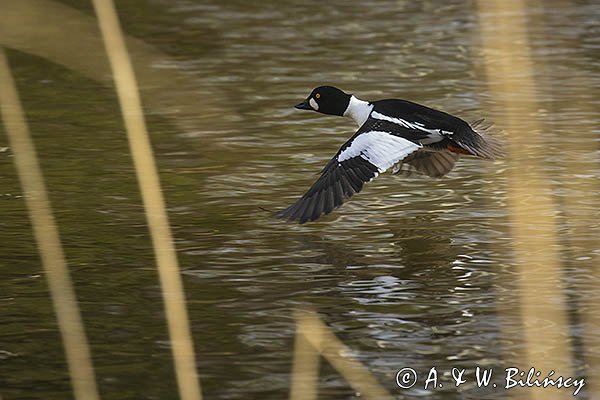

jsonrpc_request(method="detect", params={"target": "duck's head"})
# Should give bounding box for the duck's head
[295,86,351,117]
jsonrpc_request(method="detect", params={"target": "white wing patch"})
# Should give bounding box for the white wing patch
[371,111,454,143]
[338,131,422,172]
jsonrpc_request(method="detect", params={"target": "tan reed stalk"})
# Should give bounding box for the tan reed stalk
[90,2,203,400]
[290,310,393,400]
[0,48,100,400]
[476,1,573,399]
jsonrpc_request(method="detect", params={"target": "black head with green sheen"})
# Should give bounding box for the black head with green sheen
[295,86,352,116]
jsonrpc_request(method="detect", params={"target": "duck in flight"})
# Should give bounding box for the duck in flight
[277,86,501,224]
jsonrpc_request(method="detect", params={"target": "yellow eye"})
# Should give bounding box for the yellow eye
[315,93,321,99]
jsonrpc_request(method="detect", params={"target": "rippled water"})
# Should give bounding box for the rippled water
[1,1,598,399]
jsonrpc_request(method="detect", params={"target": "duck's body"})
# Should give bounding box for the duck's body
[278,86,501,224]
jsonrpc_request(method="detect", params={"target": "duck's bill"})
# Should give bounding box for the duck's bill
[294,99,312,110]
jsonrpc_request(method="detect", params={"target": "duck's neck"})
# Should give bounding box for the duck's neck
[343,95,373,126]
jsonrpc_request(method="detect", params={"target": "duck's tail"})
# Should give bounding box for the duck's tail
[453,118,505,159]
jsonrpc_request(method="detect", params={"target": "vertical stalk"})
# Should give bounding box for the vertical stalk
[0,48,100,400]
[91,1,203,399]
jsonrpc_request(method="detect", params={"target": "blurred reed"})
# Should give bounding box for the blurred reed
[91,1,203,400]
[476,1,573,399]
[548,9,600,396]
[290,310,394,400]
[290,311,322,400]
[0,48,100,400]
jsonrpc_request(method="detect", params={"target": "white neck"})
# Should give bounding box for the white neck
[343,95,373,126]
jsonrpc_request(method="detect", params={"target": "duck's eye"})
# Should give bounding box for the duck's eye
[315,93,321,99]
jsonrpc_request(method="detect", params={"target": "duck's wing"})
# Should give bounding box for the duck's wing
[372,100,503,159]
[393,150,459,178]
[277,126,422,224]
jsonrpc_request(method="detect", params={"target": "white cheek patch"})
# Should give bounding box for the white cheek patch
[309,98,319,110]
[338,131,421,172]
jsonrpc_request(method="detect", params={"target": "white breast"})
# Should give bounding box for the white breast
[343,96,374,126]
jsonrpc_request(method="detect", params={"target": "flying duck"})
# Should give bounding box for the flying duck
[277,86,501,224]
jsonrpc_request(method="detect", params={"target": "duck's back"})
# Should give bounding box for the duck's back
[372,99,472,133]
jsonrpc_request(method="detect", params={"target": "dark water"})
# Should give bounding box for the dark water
[1,1,599,399]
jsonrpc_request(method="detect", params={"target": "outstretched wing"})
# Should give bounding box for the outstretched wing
[393,150,459,178]
[277,130,421,224]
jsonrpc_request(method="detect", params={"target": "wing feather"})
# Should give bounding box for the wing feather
[278,128,421,223]
[393,150,459,178]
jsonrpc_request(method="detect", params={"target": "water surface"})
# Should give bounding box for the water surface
[1,1,598,399]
